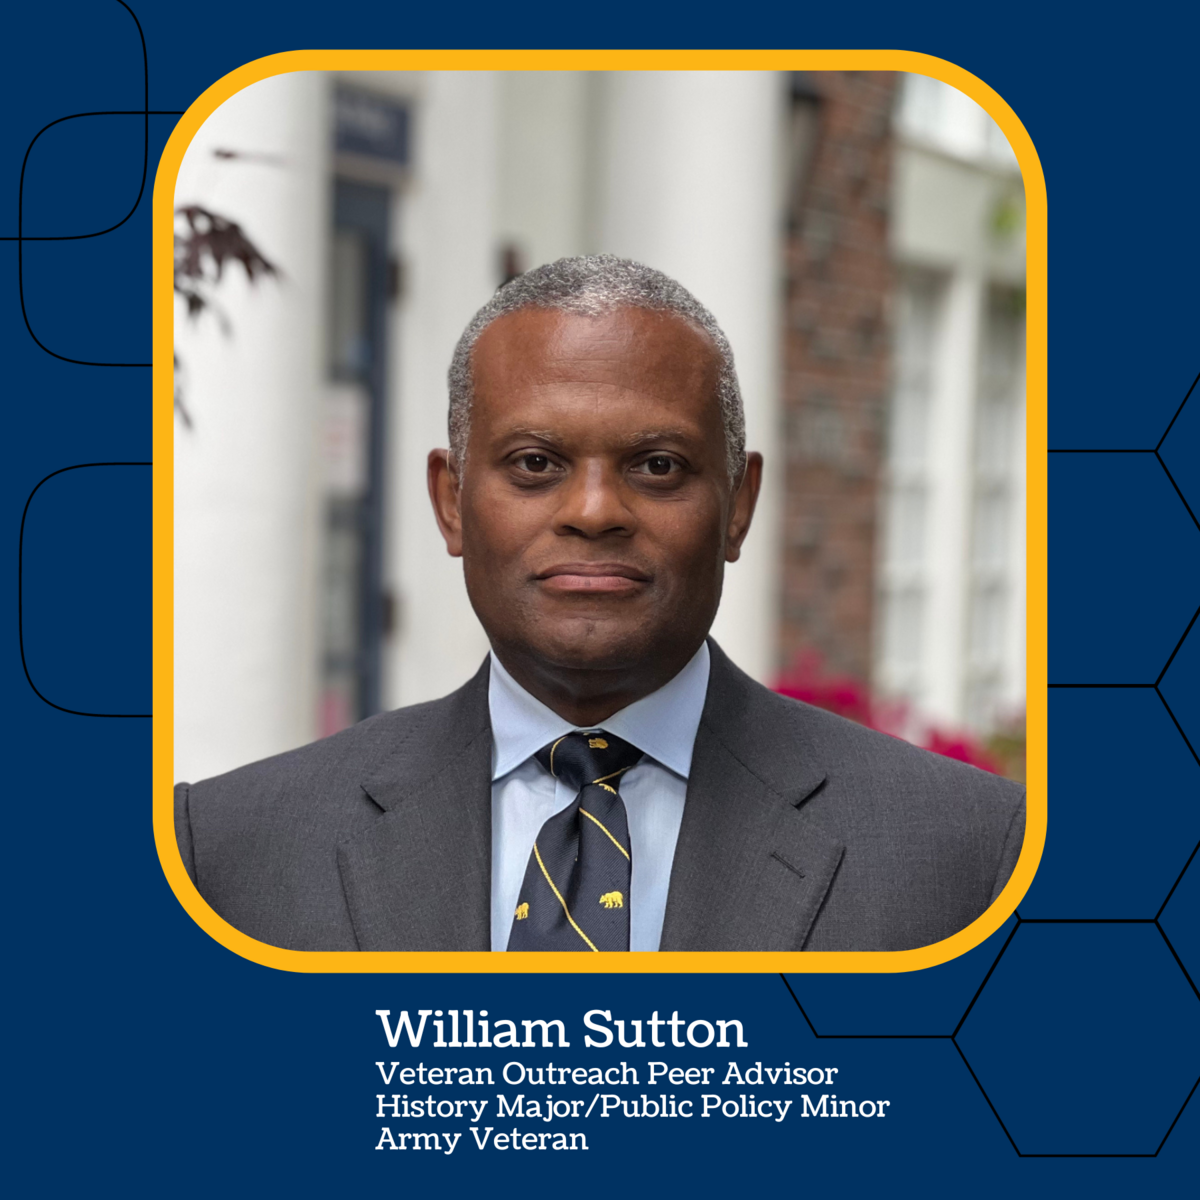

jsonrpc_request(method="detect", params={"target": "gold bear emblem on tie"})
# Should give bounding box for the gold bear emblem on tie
[588,737,609,749]
[599,891,624,909]
[514,902,529,920]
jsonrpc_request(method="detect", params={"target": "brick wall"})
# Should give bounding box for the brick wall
[778,71,897,681]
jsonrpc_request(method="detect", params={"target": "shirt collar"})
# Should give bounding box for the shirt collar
[488,642,711,783]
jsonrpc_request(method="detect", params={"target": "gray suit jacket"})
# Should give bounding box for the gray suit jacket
[175,642,1025,952]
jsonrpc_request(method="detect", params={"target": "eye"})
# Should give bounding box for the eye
[634,455,681,477]
[508,448,566,482]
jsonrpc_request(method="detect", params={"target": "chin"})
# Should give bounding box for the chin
[528,617,661,673]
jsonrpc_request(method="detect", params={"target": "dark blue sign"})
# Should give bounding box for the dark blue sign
[335,86,409,166]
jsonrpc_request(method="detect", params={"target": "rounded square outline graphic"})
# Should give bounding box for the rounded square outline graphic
[21,462,153,717]
[153,48,1047,974]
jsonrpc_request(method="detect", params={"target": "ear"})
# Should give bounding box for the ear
[724,452,763,563]
[427,449,464,557]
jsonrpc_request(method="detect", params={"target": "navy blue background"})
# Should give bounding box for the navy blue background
[4,2,1197,1195]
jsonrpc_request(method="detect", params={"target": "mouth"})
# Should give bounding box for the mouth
[535,562,652,596]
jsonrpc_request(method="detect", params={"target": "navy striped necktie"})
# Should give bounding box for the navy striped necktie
[506,730,643,952]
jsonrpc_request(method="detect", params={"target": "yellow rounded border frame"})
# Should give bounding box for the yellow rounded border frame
[153,49,1047,974]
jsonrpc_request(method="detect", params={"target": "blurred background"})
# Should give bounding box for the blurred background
[173,69,1027,784]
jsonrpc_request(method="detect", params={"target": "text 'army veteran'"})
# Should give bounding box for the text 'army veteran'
[175,255,1026,953]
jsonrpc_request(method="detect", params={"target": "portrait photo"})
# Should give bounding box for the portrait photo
[167,63,1034,960]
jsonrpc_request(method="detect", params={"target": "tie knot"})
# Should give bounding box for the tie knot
[535,730,643,792]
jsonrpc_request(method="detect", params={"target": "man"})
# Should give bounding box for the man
[175,255,1025,953]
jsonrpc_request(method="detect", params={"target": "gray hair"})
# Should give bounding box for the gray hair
[447,254,746,482]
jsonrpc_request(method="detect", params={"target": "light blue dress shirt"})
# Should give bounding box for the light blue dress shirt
[488,642,710,952]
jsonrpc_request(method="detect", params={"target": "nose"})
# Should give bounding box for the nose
[553,458,634,539]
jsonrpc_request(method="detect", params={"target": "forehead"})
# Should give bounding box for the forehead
[469,305,722,424]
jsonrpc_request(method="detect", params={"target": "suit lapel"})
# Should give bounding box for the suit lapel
[337,662,493,951]
[659,643,845,952]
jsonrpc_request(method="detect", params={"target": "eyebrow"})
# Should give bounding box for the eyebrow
[618,428,698,448]
[497,427,699,448]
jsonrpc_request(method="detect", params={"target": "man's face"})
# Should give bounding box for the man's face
[429,305,760,688]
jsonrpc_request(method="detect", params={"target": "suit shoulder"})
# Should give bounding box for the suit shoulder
[180,672,489,824]
[785,691,1020,800]
[706,648,1023,812]
[186,694,439,789]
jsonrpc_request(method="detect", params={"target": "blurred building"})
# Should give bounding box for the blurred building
[174,69,1026,784]
[780,72,895,686]
[781,71,1027,741]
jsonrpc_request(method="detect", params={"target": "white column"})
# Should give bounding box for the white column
[496,72,590,265]
[1004,354,1028,717]
[593,71,785,682]
[922,268,983,726]
[174,71,329,782]
[385,72,497,708]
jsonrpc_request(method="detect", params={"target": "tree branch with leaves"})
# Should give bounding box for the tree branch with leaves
[173,203,279,427]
